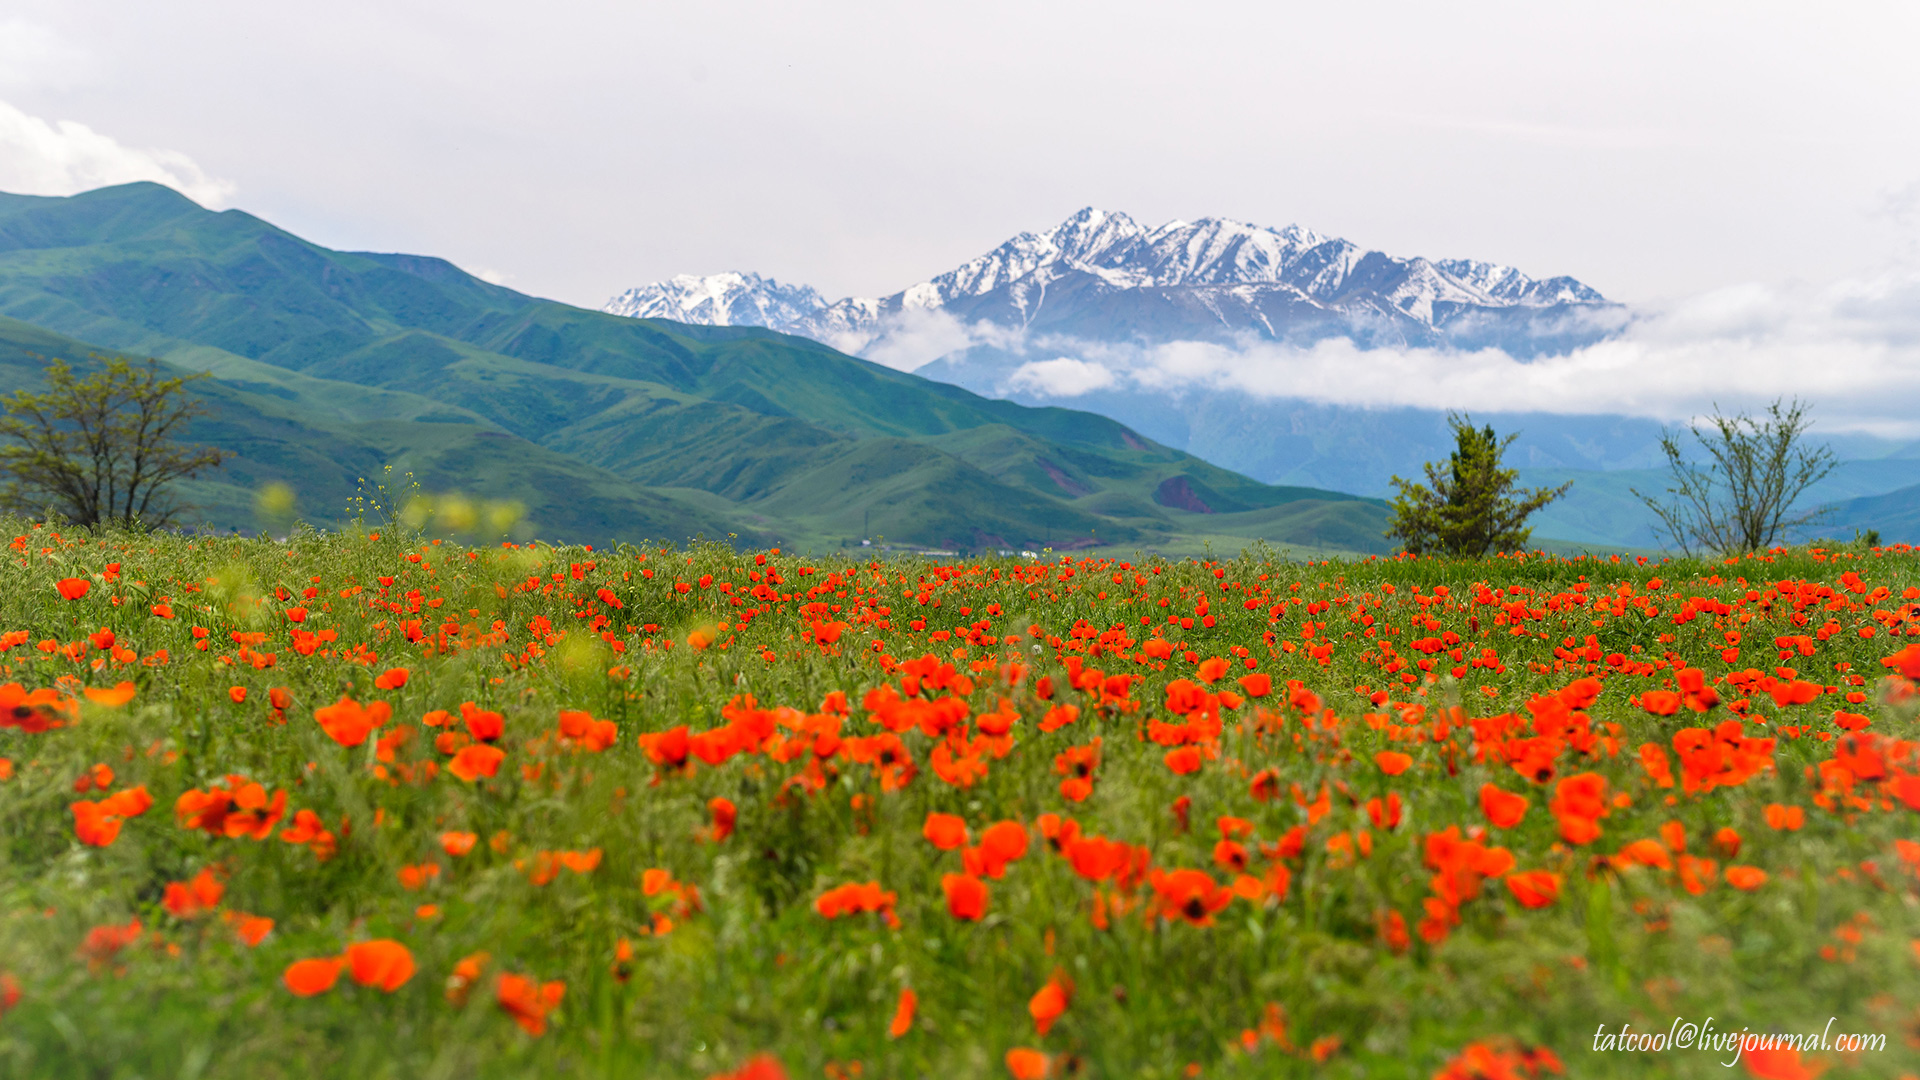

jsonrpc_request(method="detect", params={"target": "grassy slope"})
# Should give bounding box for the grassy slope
[0,316,777,547]
[0,184,1394,554]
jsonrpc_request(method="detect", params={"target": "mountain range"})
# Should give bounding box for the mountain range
[604,209,1920,547]
[604,207,1618,357]
[0,183,1395,556]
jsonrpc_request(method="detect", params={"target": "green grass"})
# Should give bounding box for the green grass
[0,522,1915,1079]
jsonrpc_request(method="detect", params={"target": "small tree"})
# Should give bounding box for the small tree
[1387,415,1571,557]
[0,356,229,529]
[1633,397,1836,556]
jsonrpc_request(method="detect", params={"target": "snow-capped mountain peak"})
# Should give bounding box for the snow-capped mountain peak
[603,208,1612,360]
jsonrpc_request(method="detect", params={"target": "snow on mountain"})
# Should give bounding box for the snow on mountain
[602,208,1613,357]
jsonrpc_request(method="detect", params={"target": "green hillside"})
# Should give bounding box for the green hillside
[0,183,1392,553]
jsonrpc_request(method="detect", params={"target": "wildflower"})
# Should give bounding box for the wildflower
[815,881,899,926]
[56,578,90,600]
[1005,1049,1050,1080]
[373,667,410,690]
[1504,871,1560,909]
[1547,772,1608,845]
[707,797,737,842]
[448,743,506,781]
[1479,784,1528,828]
[1741,1043,1821,1079]
[923,812,969,850]
[1028,970,1072,1035]
[943,873,989,920]
[80,919,142,966]
[1151,868,1233,926]
[496,972,567,1036]
[1764,803,1804,831]
[889,987,916,1038]
[162,868,225,919]
[461,702,505,742]
[284,957,345,997]
[345,939,416,992]
[224,912,273,946]
[707,1055,789,1080]
[83,682,136,706]
[557,709,618,752]
[1725,865,1768,890]
[314,695,391,748]
[1374,750,1413,776]
[446,951,489,1004]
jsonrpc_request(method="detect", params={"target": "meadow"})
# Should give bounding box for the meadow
[0,520,1915,1079]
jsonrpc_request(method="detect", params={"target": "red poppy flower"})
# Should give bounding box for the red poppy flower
[943,873,988,920]
[345,939,415,992]
[1479,784,1528,829]
[284,956,345,997]
[1028,970,1072,1035]
[448,743,506,781]
[888,987,916,1038]
[1504,871,1560,909]
[923,812,969,850]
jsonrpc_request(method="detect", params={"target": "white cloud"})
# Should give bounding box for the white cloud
[981,267,1920,438]
[0,98,235,207]
[1007,356,1118,397]
[858,307,1023,372]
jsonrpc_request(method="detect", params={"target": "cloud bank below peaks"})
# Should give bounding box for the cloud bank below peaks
[0,99,234,208]
[935,269,1920,437]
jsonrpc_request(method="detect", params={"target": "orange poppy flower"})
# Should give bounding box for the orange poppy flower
[225,912,273,946]
[1504,871,1560,909]
[445,951,490,1004]
[707,797,737,842]
[162,868,225,919]
[55,578,90,600]
[979,820,1029,864]
[1374,751,1413,776]
[345,939,415,992]
[283,956,345,997]
[82,682,136,707]
[448,743,506,782]
[1163,746,1202,775]
[1615,838,1671,870]
[1028,971,1072,1035]
[1150,868,1233,926]
[1639,690,1681,716]
[460,702,505,742]
[943,873,989,920]
[707,1054,789,1080]
[373,667,410,690]
[1725,865,1768,890]
[1763,803,1804,831]
[1739,1044,1818,1080]
[814,881,899,925]
[1478,784,1528,829]
[441,830,478,856]
[495,972,566,1035]
[1005,1048,1050,1080]
[888,986,916,1038]
[314,695,391,748]
[923,812,969,850]
[228,686,248,704]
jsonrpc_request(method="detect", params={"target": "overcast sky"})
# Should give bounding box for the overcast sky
[2,1,1918,310]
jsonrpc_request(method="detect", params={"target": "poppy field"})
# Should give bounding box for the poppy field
[1,523,1917,1080]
